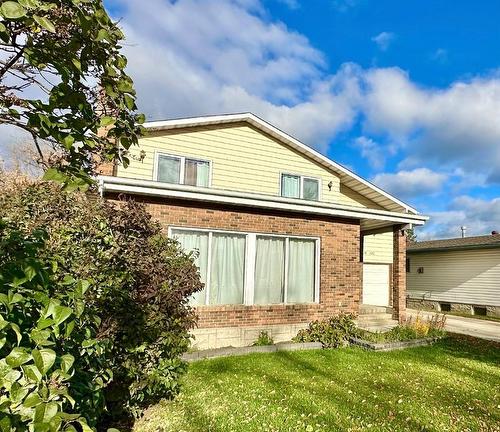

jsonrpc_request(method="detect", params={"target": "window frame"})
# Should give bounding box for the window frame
[153,151,212,187]
[168,226,320,306]
[279,172,321,201]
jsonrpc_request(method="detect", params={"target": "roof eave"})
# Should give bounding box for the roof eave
[408,243,500,253]
[98,175,428,227]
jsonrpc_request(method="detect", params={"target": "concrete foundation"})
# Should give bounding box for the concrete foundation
[407,298,500,318]
[191,323,309,350]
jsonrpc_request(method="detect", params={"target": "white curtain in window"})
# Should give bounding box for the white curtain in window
[172,230,209,305]
[303,178,319,200]
[254,237,285,304]
[281,174,300,198]
[195,161,210,187]
[209,233,246,305]
[287,239,315,303]
[184,159,210,187]
[157,155,181,184]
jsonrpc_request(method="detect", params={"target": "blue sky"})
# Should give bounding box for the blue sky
[103,0,500,239]
[2,0,499,239]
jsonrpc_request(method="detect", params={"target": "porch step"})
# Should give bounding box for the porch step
[357,322,399,333]
[359,304,393,315]
[357,313,394,321]
[356,307,398,333]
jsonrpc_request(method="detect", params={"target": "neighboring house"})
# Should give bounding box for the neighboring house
[407,233,500,317]
[98,113,428,349]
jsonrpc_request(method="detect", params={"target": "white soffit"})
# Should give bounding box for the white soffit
[143,113,418,215]
[99,176,428,227]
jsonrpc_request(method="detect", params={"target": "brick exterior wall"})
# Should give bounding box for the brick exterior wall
[97,161,115,176]
[110,194,362,329]
[392,226,407,321]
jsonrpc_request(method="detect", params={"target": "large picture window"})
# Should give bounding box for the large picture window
[281,173,319,201]
[171,228,319,306]
[156,153,210,187]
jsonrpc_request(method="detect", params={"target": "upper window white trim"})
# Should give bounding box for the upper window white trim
[279,172,321,201]
[153,150,213,187]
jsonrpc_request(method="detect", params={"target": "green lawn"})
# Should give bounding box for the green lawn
[134,335,500,432]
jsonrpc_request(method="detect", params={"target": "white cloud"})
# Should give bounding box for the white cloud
[331,0,359,12]
[371,32,395,51]
[109,0,362,151]
[371,168,447,199]
[419,196,500,239]
[276,0,300,9]
[362,67,500,183]
[353,136,386,170]
[106,0,500,190]
[431,48,448,63]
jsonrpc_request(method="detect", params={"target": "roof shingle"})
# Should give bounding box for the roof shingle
[408,234,500,252]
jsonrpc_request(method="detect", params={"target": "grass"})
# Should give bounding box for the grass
[134,335,500,432]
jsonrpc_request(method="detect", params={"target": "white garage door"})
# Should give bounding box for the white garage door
[363,264,390,306]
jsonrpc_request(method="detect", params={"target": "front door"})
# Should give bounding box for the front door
[362,264,390,306]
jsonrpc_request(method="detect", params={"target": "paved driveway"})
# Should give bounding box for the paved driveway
[407,309,500,342]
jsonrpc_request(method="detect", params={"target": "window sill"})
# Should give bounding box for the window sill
[194,303,321,311]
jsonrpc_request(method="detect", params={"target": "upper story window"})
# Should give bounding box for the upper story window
[280,173,319,201]
[156,153,211,187]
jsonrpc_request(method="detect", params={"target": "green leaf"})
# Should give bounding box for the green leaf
[77,419,94,432]
[10,382,29,404]
[1,1,27,19]
[34,402,59,424]
[37,318,54,330]
[32,349,56,375]
[5,347,32,368]
[23,392,42,408]
[52,305,72,326]
[99,116,115,127]
[62,275,75,286]
[72,58,81,71]
[62,134,75,149]
[22,364,42,383]
[30,329,53,346]
[10,323,22,345]
[96,28,110,42]
[18,0,38,7]
[0,416,11,432]
[33,15,56,33]
[42,168,67,183]
[59,354,74,374]
[0,22,6,33]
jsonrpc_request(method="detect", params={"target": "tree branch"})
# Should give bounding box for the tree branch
[0,47,25,80]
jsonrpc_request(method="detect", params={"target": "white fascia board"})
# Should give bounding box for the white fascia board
[143,112,418,214]
[99,176,428,226]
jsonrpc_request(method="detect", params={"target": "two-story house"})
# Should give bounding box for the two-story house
[98,113,428,349]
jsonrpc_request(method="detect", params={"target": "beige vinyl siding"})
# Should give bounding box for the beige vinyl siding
[363,230,394,264]
[407,248,500,307]
[117,124,382,209]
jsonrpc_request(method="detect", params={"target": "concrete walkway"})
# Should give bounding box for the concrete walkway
[407,309,500,342]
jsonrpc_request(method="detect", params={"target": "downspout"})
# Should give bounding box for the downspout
[98,177,104,198]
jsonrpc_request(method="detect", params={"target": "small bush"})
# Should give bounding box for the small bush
[293,314,358,348]
[252,331,274,346]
